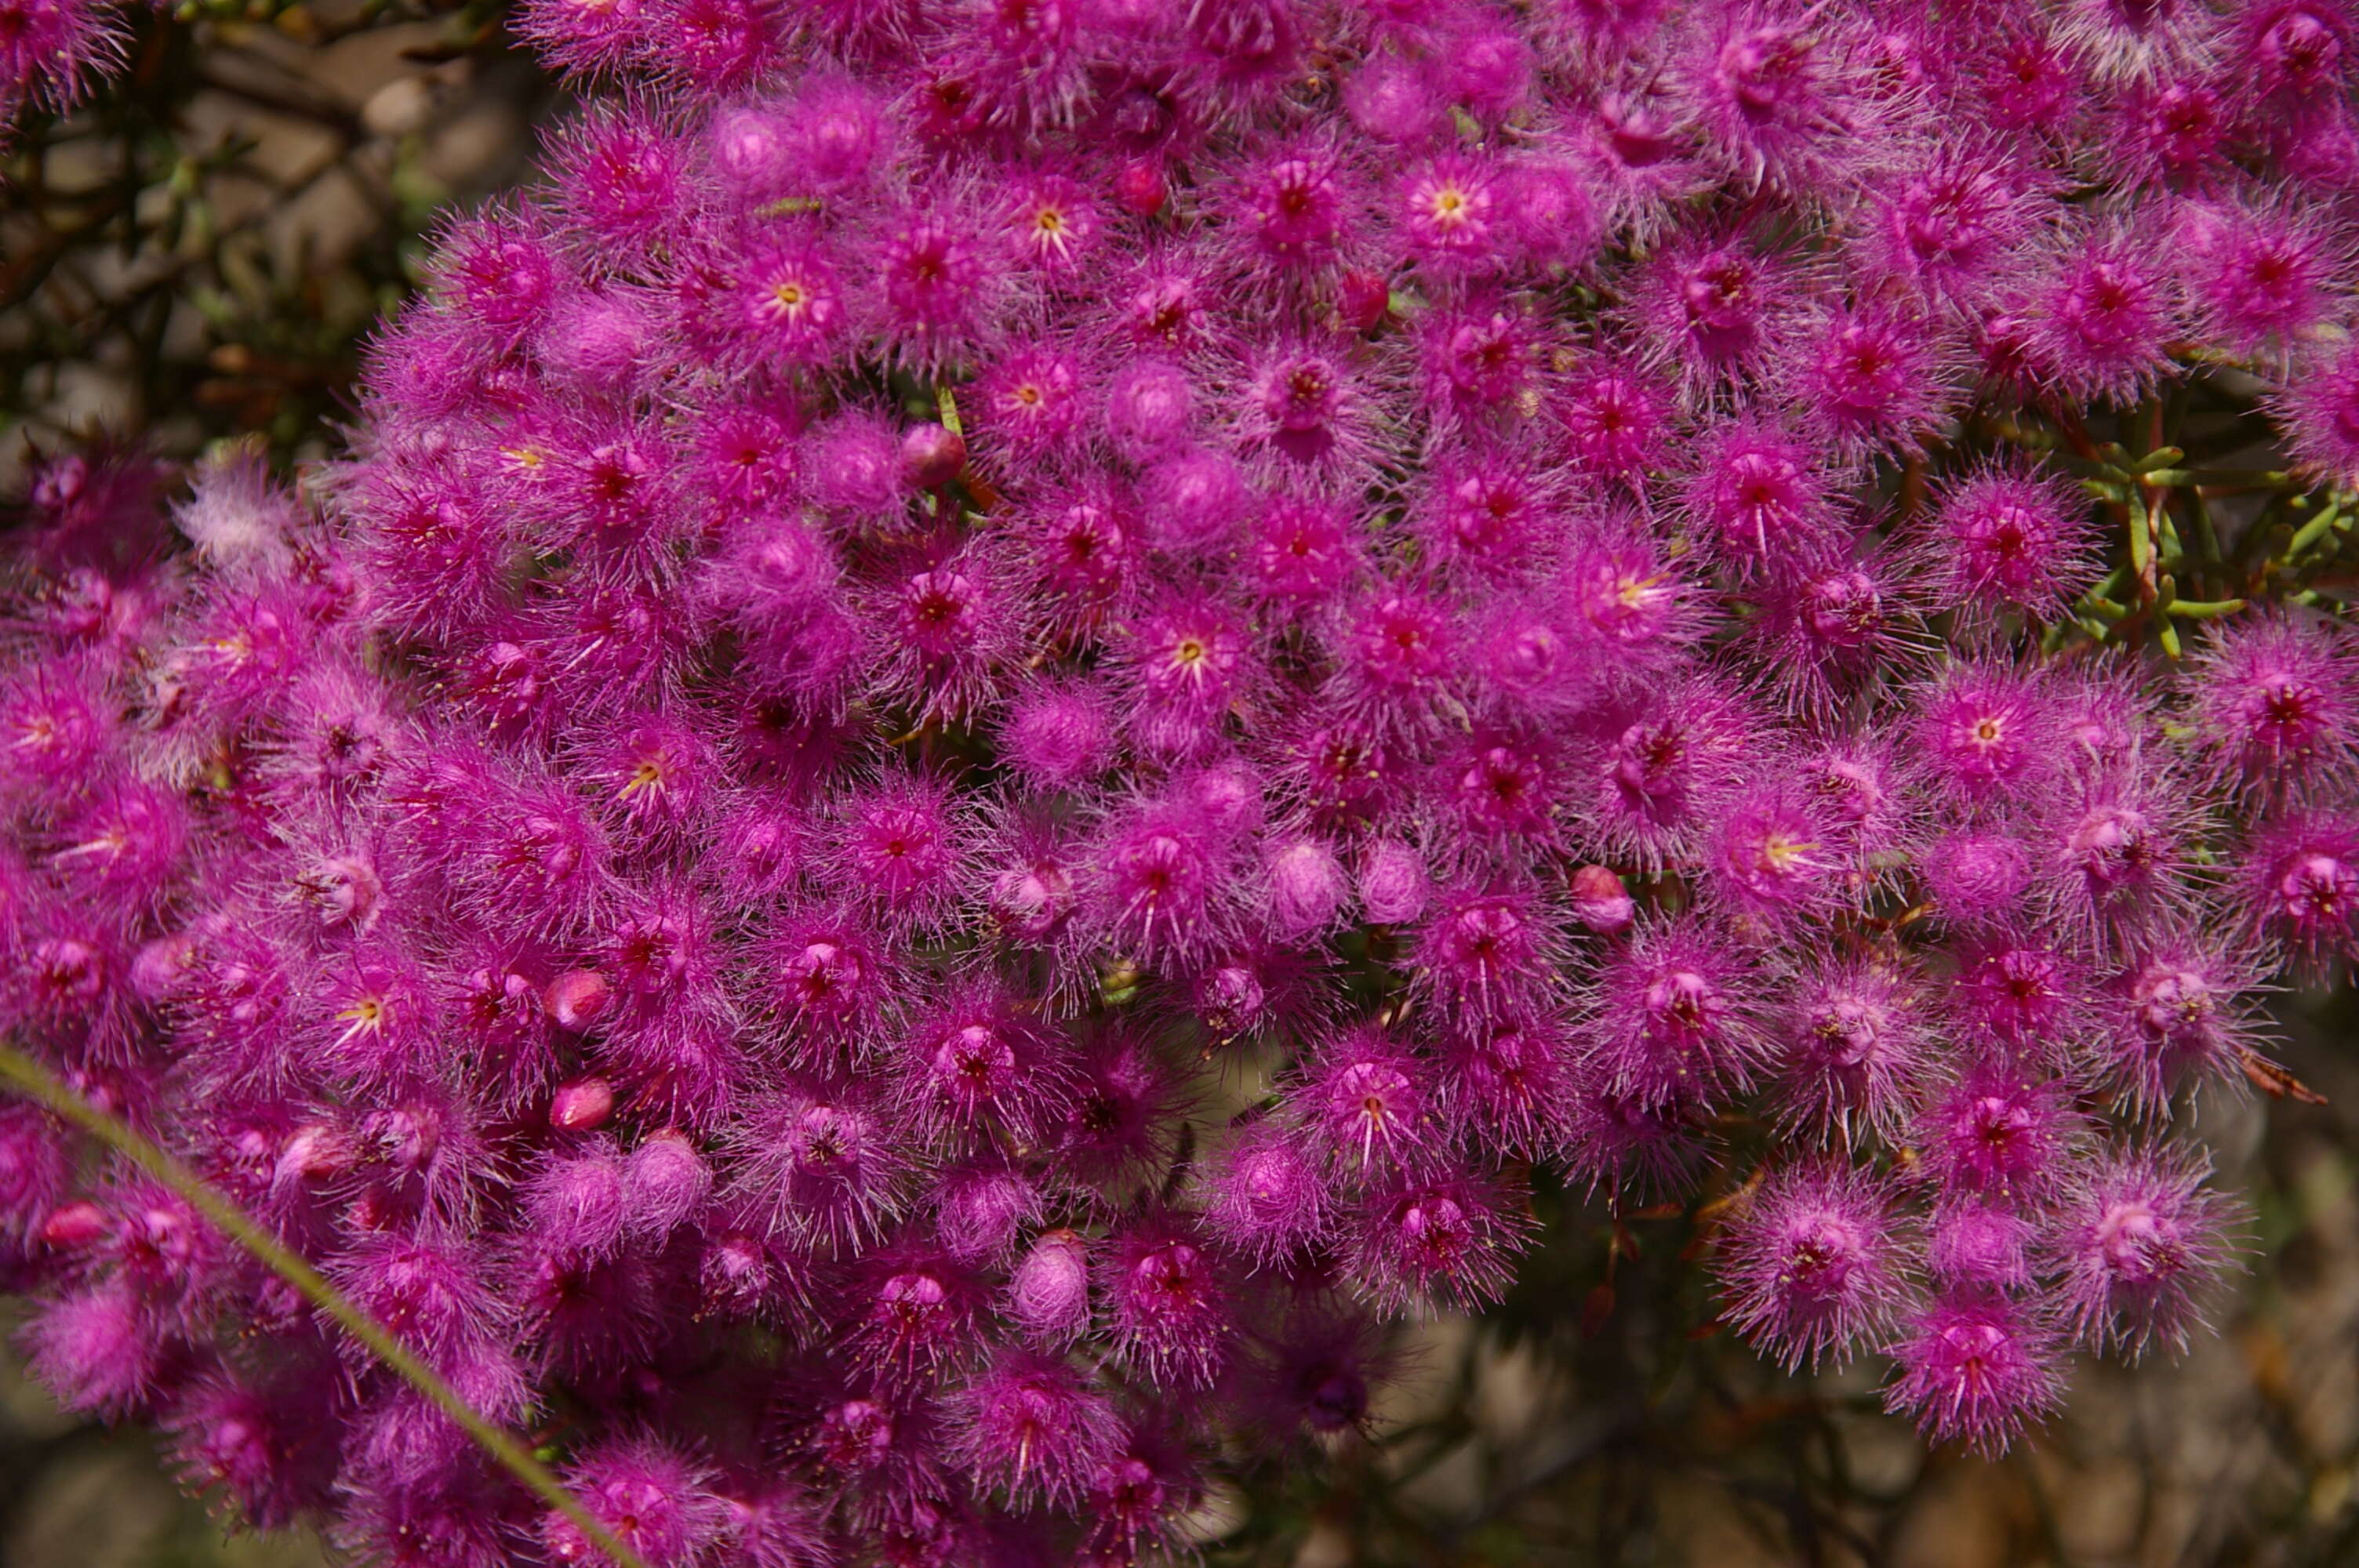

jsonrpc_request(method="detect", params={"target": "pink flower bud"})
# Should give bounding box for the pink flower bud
[701,1232,772,1319]
[899,422,966,488]
[1104,360,1194,462]
[1570,864,1636,934]
[1339,268,1392,331]
[276,1123,352,1184]
[40,1200,107,1248]
[1009,1229,1092,1342]
[1113,158,1166,216]
[550,1077,615,1132]
[623,1131,712,1238]
[128,932,194,1003]
[1267,839,1347,938]
[543,969,611,1031]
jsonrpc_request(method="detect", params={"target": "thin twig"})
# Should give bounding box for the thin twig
[0,1043,654,1568]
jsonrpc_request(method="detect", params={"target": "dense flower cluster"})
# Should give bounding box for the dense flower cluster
[7,0,2359,1561]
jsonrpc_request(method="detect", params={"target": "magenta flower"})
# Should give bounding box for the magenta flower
[2050,1146,2242,1357]
[1292,1023,1438,1177]
[2183,611,2359,800]
[1103,1213,1231,1391]
[1201,1120,1330,1268]
[950,1348,1120,1508]
[1916,1060,2083,1200]
[1884,1292,2063,1454]
[1717,1161,1914,1370]
[1588,916,1768,1111]
[1773,955,1930,1145]
[1347,1168,1532,1317]
[12,0,2359,1547]
[2102,935,2270,1109]
[1928,461,2099,627]
[540,1438,732,1568]
[2237,811,2359,972]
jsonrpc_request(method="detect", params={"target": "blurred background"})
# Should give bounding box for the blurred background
[0,0,547,488]
[6,13,2359,1568]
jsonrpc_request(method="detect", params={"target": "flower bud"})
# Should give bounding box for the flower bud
[543,969,611,1031]
[1003,684,1111,788]
[40,1200,107,1249]
[936,1167,1037,1262]
[1144,447,1250,555]
[1268,839,1347,938]
[528,1148,629,1257]
[1113,158,1167,216]
[623,1131,712,1238]
[550,1076,615,1133]
[701,1232,772,1319]
[128,932,195,1003]
[1339,268,1392,331]
[899,422,966,488]
[1195,963,1266,1038]
[275,1123,352,1185]
[1009,1229,1092,1341]
[1569,864,1635,934]
[1104,360,1194,462]
[709,104,794,194]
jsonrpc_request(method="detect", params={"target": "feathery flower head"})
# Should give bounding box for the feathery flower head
[1717,1161,1914,1370]
[1884,1292,2063,1454]
[2051,1145,2241,1356]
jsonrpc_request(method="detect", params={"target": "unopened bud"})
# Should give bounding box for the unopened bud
[1008,1229,1092,1340]
[40,1200,107,1248]
[129,932,196,1003]
[1113,158,1167,216]
[1358,842,1430,926]
[543,969,610,1031]
[899,422,966,488]
[1268,839,1347,937]
[1339,268,1391,332]
[623,1130,711,1236]
[550,1076,615,1132]
[277,1123,353,1184]
[1570,864,1636,934]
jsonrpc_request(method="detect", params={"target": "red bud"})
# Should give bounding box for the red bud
[899,422,967,489]
[1112,158,1167,216]
[40,1200,107,1248]
[1339,269,1392,332]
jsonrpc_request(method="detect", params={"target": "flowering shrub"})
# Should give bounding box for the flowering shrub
[8,0,2359,1563]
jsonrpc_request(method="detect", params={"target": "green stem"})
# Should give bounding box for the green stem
[0,1045,652,1568]
[2186,488,2222,595]
[2283,499,2343,564]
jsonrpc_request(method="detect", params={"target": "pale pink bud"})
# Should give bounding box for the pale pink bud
[1009,1229,1092,1341]
[543,969,611,1031]
[550,1077,616,1132]
[1570,864,1636,934]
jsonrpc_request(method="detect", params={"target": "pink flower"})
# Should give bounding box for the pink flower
[1884,1293,2063,1454]
[1717,1161,1914,1370]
